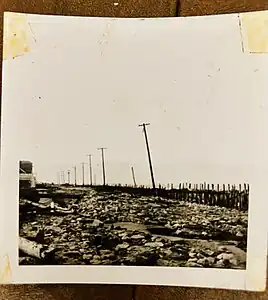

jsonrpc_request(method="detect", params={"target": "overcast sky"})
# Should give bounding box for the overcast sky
[2,13,268,187]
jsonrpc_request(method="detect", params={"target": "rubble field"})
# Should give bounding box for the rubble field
[19,187,248,269]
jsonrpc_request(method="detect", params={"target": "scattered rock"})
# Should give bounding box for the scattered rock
[156,259,169,266]
[115,243,130,251]
[216,253,234,261]
[90,259,101,265]
[120,233,129,240]
[216,259,225,268]
[131,234,144,240]
[236,231,244,238]
[202,249,214,256]
[100,250,112,255]
[197,253,204,259]
[82,254,93,261]
[19,256,35,264]
[144,242,164,248]
[207,257,215,265]
[189,252,196,258]
[93,255,101,260]
[92,219,103,227]
[185,262,203,267]
[197,257,215,267]
[229,258,238,266]
[19,186,248,268]
[197,258,210,267]
[188,258,198,262]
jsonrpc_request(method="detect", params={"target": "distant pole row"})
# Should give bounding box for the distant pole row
[56,148,107,186]
[56,122,156,188]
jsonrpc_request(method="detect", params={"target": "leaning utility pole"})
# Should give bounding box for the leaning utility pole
[97,148,107,186]
[81,162,85,186]
[87,154,93,186]
[73,166,77,186]
[131,166,137,187]
[67,170,70,185]
[138,123,156,190]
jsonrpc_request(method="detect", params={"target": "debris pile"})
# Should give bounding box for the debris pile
[19,187,248,268]
[77,190,248,241]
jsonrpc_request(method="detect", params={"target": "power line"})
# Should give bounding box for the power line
[138,122,156,190]
[97,148,107,186]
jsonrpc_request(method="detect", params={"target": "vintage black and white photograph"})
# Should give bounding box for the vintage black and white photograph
[1,11,268,289]
[18,163,249,268]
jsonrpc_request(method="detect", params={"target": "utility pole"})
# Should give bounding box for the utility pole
[138,123,156,190]
[97,148,107,186]
[67,170,70,185]
[87,154,93,186]
[73,166,77,186]
[61,171,65,184]
[81,162,85,186]
[131,166,137,187]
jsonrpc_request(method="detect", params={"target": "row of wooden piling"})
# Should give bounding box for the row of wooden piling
[95,182,249,211]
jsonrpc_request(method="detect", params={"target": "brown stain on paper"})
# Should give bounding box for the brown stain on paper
[3,12,34,60]
[240,10,268,53]
[0,254,12,283]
